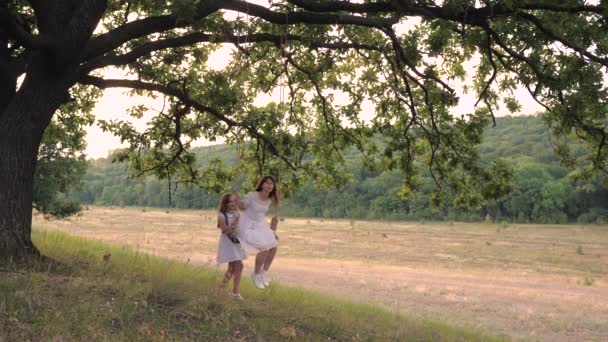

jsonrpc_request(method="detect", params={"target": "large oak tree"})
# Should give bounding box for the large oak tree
[1,0,607,261]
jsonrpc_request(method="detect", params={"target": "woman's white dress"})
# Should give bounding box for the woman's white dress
[216,212,247,264]
[237,192,278,253]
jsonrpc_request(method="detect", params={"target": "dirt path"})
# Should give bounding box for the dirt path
[34,207,608,341]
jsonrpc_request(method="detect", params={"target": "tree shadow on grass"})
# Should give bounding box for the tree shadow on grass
[0,253,81,277]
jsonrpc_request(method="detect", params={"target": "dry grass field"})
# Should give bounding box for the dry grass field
[33,206,608,341]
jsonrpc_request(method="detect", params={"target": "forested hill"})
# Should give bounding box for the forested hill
[75,115,608,224]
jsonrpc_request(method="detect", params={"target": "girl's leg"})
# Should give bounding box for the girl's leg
[232,261,243,294]
[221,263,234,287]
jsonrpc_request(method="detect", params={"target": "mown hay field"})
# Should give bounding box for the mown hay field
[34,206,608,341]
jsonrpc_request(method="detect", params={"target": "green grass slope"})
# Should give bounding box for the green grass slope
[0,230,503,341]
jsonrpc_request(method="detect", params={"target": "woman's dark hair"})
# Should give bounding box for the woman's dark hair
[254,175,279,205]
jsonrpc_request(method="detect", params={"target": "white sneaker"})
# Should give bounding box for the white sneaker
[251,273,265,289]
[261,271,271,287]
[232,293,244,301]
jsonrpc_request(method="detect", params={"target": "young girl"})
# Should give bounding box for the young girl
[237,176,280,289]
[216,193,247,300]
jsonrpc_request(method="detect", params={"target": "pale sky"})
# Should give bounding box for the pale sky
[84,4,544,160]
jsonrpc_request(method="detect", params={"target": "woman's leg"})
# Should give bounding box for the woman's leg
[262,246,277,272]
[258,247,277,286]
[251,251,268,289]
[254,250,269,274]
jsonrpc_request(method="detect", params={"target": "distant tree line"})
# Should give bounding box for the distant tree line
[73,116,608,224]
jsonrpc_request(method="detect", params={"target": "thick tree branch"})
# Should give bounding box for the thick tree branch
[285,0,605,20]
[55,0,108,64]
[0,6,52,49]
[391,0,605,32]
[82,16,178,61]
[0,35,16,112]
[223,0,399,28]
[519,2,605,15]
[80,0,603,72]
[80,31,382,74]
[286,0,393,14]
[82,0,225,62]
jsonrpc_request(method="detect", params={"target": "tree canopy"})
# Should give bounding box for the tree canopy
[32,85,97,218]
[1,0,608,258]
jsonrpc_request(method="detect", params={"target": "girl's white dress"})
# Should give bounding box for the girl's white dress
[216,212,247,264]
[237,192,278,253]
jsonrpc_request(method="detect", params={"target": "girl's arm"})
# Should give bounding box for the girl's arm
[217,214,232,234]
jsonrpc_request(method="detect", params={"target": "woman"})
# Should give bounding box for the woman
[238,175,279,289]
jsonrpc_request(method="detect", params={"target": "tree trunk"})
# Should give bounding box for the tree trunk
[0,0,105,264]
[0,127,39,261]
[0,67,70,262]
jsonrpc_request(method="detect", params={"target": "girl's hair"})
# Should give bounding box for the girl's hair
[218,192,235,214]
[254,175,279,205]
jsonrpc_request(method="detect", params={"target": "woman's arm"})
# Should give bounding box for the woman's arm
[238,192,251,210]
[270,216,278,231]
